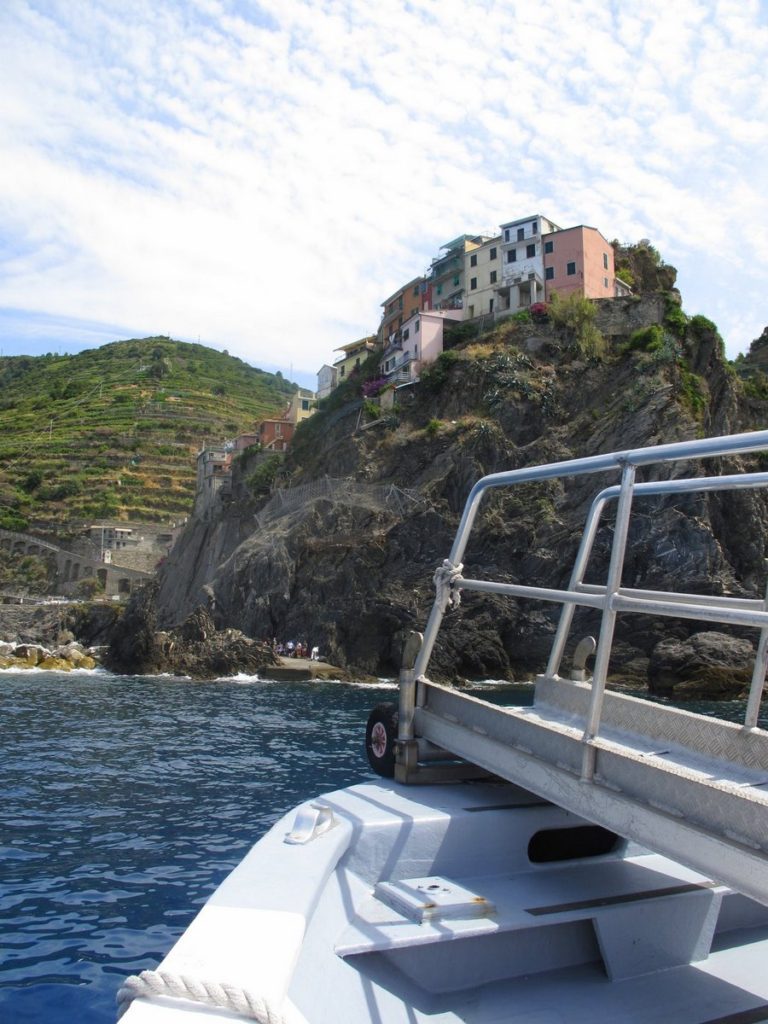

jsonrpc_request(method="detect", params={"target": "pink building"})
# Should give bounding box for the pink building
[542,226,615,302]
[380,310,463,384]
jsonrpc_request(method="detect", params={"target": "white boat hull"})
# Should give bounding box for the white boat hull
[121,779,768,1023]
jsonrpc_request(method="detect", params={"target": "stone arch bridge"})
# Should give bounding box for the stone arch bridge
[0,529,150,597]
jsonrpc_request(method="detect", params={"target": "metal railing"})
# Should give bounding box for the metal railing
[402,430,768,768]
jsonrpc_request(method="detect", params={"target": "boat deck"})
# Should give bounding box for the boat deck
[122,780,768,1023]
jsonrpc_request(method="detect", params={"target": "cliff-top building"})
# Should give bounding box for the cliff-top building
[321,210,632,396]
[379,278,426,346]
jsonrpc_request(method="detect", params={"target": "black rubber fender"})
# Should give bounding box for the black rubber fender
[365,702,399,777]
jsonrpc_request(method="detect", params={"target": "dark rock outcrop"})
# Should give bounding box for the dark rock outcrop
[145,305,768,695]
[649,632,755,698]
[105,586,278,679]
[0,600,120,651]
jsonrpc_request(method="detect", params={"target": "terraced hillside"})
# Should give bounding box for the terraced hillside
[0,337,294,532]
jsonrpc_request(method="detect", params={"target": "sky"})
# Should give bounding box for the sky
[1,0,767,390]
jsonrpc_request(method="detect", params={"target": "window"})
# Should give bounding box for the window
[490,247,497,260]
[545,266,554,280]
[414,320,420,332]
[413,285,420,296]
[437,284,443,295]
[604,277,609,288]
[504,229,510,242]
[453,276,460,286]
[470,277,477,290]
[403,328,410,340]
[507,249,517,263]
[467,305,474,318]
[603,253,609,269]
[489,298,495,312]
[526,243,535,258]
[517,227,525,241]
[532,221,538,233]
[567,262,577,276]
[301,399,310,410]
[490,270,497,284]
[544,240,554,254]
[470,253,477,267]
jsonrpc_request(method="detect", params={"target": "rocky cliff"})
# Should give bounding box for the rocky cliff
[149,289,768,689]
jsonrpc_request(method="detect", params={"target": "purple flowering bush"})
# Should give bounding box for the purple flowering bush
[361,377,390,398]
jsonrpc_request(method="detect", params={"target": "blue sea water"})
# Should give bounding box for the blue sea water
[2,670,763,1023]
[1,669,409,1024]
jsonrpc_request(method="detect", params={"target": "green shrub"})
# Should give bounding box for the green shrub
[678,366,707,419]
[0,552,53,593]
[664,304,688,338]
[420,349,461,391]
[21,470,43,493]
[686,314,724,358]
[425,418,441,436]
[689,314,718,337]
[445,321,482,346]
[510,309,532,324]
[0,510,29,531]
[626,325,665,353]
[741,371,768,401]
[246,453,282,499]
[547,293,606,359]
[38,478,84,501]
[76,577,104,599]
[235,443,262,461]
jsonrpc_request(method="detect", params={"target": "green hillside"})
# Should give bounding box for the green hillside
[0,337,294,532]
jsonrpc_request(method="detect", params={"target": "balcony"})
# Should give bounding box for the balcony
[383,354,416,385]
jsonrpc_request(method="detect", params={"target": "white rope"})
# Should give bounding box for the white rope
[116,969,290,1023]
[433,559,464,611]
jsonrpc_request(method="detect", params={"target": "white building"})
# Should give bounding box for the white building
[497,213,561,312]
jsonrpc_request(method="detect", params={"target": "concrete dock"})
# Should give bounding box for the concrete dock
[266,657,349,681]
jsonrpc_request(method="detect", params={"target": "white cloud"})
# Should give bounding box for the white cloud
[0,0,766,374]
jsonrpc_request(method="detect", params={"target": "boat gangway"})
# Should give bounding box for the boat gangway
[394,430,768,907]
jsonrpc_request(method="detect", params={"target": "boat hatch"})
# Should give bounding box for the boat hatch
[528,824,620,862]
[374,876,496,923]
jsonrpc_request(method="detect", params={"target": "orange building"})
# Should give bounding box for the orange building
[379,277,426,344]
[257,419,295,452]
[542,225,616,302]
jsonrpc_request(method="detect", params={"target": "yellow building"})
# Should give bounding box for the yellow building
[333,336,377,386]
[285,387,317,424]
[463,235,502,320]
